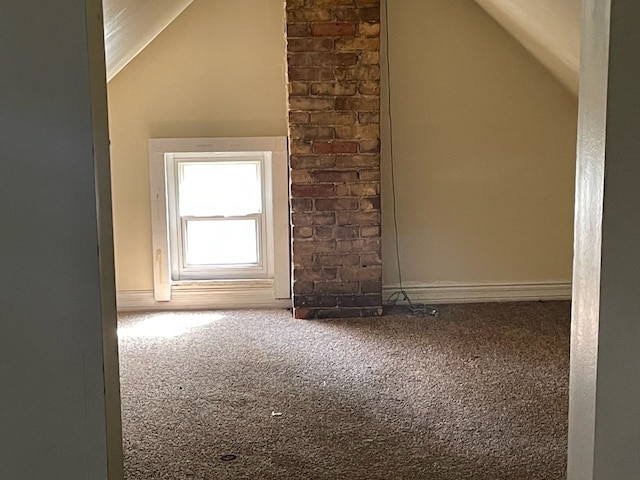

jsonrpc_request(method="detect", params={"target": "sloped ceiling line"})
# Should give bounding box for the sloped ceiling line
[103,0,580,93]
[103,0,194,82]
[474,0,581,95]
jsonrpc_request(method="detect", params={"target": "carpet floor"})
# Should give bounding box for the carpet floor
[118,301,570,480]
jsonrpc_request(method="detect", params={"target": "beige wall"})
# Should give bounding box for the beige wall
[381,0,578,288]
[109,0,577,294]
[108,0,288,291]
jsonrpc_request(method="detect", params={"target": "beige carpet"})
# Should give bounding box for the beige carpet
[118,301,569,479]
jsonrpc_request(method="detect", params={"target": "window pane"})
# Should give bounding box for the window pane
[185,219,258,265]
[179,161,261,217]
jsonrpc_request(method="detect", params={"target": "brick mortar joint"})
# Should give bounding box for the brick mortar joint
[286,0,382,315]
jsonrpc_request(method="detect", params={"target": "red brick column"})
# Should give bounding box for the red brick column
[286,0,382,319]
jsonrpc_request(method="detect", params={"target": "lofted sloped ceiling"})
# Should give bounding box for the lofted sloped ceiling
[474,0,581,95]
[103,0,193,82]
[102,0,581,93]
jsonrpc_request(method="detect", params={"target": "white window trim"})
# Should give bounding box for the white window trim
[166,152,269,280]
[149,136,290,303]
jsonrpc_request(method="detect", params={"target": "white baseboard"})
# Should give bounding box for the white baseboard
[118,281,571,312]
[117,282,291,312]
[382,281,571,305]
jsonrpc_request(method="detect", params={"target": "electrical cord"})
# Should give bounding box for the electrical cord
[383,0,437,317]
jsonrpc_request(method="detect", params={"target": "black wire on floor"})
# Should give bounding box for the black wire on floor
[383,0,437,316]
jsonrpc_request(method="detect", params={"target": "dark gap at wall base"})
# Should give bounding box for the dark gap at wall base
[285,0,383,319]
[294,306,383,320]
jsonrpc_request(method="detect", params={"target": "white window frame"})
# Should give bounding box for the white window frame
[149,137,290,303]
[166,152,270,280]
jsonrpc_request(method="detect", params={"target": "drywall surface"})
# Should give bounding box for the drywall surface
[108,0,288,291]
[474,0,581,95]
[111,0,577,295]
[0,1,116,478]
[381,0,578,289]
[104,0,193,81]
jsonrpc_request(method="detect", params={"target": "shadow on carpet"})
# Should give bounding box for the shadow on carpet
[118,301,569,480]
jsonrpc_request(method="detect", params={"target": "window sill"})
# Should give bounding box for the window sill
[171,278,275,290]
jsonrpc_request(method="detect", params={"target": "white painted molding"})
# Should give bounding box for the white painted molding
[117,281,291,312]
[149,136,291,302]
[382,281,571,305]
[119,281,570,311]
[148,136,290,302]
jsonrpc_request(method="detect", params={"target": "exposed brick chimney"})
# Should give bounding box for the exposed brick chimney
[285,0,382,319]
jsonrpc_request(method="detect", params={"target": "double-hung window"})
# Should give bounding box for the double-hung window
[149,137,290,304]
[166,152,268,280]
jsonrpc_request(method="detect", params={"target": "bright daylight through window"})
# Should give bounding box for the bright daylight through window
[166,152,268,280]
[149,137,290,304]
